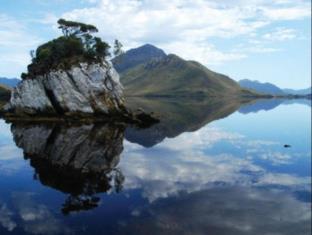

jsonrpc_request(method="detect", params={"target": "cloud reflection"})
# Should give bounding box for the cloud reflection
[0,203,16,232]
[117,186,311,235]
[12,192,71,235]
[121,124,311,203]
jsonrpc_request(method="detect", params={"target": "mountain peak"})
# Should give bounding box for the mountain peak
[126,44,166,58]
[112,44,166,73]
[137,43,165,51]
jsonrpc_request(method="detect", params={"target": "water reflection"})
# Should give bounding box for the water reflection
[115,186,310,235]
[239,98,311,113]
[125,97,243,147]
[11,123,126,214]
[0,98,310,235]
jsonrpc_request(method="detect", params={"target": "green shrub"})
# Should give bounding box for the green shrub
[22,19,111,79]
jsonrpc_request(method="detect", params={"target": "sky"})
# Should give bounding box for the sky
[0,0,311,89]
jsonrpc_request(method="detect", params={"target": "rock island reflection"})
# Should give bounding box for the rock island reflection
[11,122,126,214]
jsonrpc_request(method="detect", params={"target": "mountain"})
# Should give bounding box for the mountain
[0,77,20,88]
[113,45,250,97]
[282,87,311,95]
[239,79,285,95]
[112,44,166,73]
[239,79,311,96]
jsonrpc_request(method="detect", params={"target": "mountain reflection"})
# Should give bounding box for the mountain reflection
[11,122,126,214]
[1,99,310,235]
[7,98,310,216]
[239,98,311,113]
[125,97,311,147]
[125,97,243,147]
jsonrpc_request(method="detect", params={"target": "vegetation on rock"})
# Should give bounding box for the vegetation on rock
[0,84,11,101]
[22,19,110,79]
[113,39,124,57]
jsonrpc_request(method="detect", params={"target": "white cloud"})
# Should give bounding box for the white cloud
[58,0,310,67]
[37,13,59,25]
[0,0,310,76]
[0,14,43,77]
[234,45,282,54]
[263,27,297,41]
[262,5,311,20]
[163,42,247,65]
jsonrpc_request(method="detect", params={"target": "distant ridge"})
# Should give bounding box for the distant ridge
[239,79,311,96]
[0,77,20,88]
[113,44,253,97]
[239,79,285,95]
[283,87,311,95]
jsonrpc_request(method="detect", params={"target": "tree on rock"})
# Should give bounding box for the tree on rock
[113,39,124,57]
[57,18,98,37]
[22,19,111,79]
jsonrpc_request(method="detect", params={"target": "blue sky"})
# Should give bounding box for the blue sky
[0,0,310,89]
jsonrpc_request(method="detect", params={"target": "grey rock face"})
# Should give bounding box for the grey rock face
[5,61,124,116]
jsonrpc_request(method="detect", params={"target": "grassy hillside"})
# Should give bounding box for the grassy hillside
[120,54,249,97]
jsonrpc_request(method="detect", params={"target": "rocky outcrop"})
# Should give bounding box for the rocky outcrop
[4,61,125,116]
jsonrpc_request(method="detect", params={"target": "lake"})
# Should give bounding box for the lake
[0,98,311,235]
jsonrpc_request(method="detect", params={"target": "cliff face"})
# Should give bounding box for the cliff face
[4,61,124,116]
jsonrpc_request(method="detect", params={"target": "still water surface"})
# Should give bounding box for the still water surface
[0,98,311,235]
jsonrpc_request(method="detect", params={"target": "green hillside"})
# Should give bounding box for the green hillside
[120,54,250,97]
